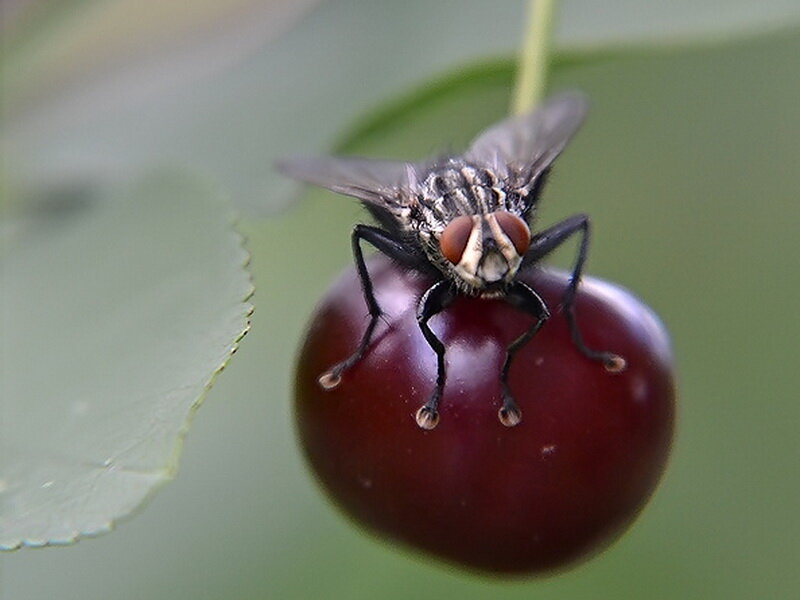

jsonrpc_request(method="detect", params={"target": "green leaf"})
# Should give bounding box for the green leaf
[0,173,253,549]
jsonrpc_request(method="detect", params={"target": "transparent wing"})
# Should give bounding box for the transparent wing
[276,156,420,207]
[465,92,589,182]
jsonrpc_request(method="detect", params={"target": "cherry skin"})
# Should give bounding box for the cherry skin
[295,255,675,575]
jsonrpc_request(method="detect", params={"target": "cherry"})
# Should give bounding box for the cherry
[295,255,675,575]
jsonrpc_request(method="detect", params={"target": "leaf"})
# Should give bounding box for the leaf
[5,0,799,214]
[0,172,253,549]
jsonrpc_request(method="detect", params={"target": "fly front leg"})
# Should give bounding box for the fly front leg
[523,214,626,372]
[319,224,429,390]
[499,282,550,426]
[414,281,457,430]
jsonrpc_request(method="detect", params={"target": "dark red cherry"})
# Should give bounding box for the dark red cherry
[295,255,675,575]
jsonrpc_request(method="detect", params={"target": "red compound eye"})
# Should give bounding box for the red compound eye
[440,215,474,265]
[494,211,531,255]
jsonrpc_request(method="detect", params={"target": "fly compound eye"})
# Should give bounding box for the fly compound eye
[440,215,474,265]
[494,211,531,256]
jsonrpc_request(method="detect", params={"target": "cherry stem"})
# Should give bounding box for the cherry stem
[511,0,560,116]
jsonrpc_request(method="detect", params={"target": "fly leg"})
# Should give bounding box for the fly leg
[414,281,457,430]
[499,282,550,426]
[319,224,430,390]
[523,214,626,371]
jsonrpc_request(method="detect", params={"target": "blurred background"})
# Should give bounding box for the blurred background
[2,1,800,598]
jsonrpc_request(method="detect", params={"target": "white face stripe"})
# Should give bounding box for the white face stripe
[485,213,521,259]
[452,217,483,285]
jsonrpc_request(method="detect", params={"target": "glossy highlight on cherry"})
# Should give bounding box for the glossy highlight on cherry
[295,256,675,575]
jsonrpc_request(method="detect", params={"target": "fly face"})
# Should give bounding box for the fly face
[445,211,531,295]
[278,92,624,429]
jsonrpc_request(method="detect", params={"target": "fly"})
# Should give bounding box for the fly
[278,92,625,430]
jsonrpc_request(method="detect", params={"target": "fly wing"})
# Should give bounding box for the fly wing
[465,92,589,187]
[276,156,419,209]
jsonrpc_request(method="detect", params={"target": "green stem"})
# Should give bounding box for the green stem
[511,0,559,115]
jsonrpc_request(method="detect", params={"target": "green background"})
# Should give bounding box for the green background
[3,5,800,600]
